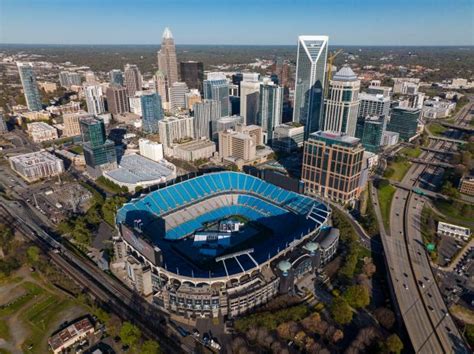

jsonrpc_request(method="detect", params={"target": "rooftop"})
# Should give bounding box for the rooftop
[104,154,174,185]
[162,27,173,39]
[10,150,62,166]
[309,130,361,147]
[332,65,358,82]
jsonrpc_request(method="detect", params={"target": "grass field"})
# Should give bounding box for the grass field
[427,123,447,136]
[384,160,412,182]
[433,199,474,226]
[377,184,396,231]
[400,146,422,158]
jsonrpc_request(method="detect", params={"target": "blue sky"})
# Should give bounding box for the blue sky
[1,0,473,45]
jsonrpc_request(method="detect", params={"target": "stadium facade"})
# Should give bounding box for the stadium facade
[114,172,337,319]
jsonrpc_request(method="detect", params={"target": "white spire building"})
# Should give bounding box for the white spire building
[157,27,179,86]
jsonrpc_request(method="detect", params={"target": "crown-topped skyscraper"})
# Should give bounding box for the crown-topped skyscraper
[157,27,179,86]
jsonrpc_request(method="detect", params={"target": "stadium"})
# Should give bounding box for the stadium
[114,171,337,318]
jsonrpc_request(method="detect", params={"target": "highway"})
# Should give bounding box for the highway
[371,100,472,353]
[0,197,190,353]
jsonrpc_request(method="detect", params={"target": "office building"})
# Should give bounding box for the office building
[323,66,360,136]
[109,69,124,86]
[235,124,263,146]
[63,111,92,137]
[17,62,42,112]
[386,107,420,141]
[302,131,364,203]
[9,151,64,182]
[203,73,230,117]
[293,36,328,139]
[140,92,163,134]
[422,98,456,119]
[59,71,82,89]
[126,255,153,296]
[393,78,420,95]
[437,222,471,241]
[80,116,117,177]
[106,85,130,115]
[157,27,178,85]
[129,95,142,116]
[358,93,390,119]
[381,131,399,147]
[459,176,474,196]
[258,79,283,143]
[360,116,384,153]
[27,122,58,142]
[180,61,204,90]
[367,85,392,98]
[153,70,168,106]
[139,138,164,162]
[229,84,239,97]
[158,116,194,154]
[193,99,221,139]
[232,73,243,96]
[172,139,216,161]
[219,129,257,162]
[272,122,305,153]
[84,85,105,115]
[124,64,143,97]
[213,115,243,141]
[169,82,189,111]
[240,73,261,125]
[185,89,202,110]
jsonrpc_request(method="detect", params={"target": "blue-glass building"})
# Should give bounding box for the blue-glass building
[141,92,163,134]
[17,62,42,111]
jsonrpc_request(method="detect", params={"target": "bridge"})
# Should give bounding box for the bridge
[428,135,466,145]
[409,158,454,168]
[389,180,449,200]
[420,146,457,155]
[439,122,474,133]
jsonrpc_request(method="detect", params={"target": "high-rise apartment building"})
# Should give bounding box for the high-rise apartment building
[386,107,420,141]
[203,73,230,118]
[9,151,64,182]
[124,64,143,97]
[180,61,204,90]
[169,82,189,111]
[17,62,42,111]
[80,116,117,177]
[106,85,130,115]
[157,27,178,85]
[358,93,390,119]
[27,122,58,142]
[293,36,329,139]
[193,99,221,139]
[258,79,283,143]
[302,131,364,203]
[240,73,260,126]
[185,89,202,110]
[59,71,82,89]
[84,85,106,115]
[140,92,163,134]
[158,116,194,153]
[213,116,243,141]
[84,71,97,84]
[109,69,124,86]
[139,138,164,162]
[63,111,93,137]
[218,124,263,163]
[323,66,360,137]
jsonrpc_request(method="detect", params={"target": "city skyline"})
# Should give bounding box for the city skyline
[1,0,473,46]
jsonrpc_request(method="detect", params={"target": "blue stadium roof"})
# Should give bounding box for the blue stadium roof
[116,172,330,278]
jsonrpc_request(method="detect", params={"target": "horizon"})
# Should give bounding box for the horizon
[1,0,473,46]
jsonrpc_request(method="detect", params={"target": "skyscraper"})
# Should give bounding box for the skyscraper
[17,62,42,111]
[153,70,168,105]
[193,99,222,139]
[106,85,130,115]
[232,73,243,96]
[203,73,230,117]
[302,131,364,203]
[124,64,143,97]
[258,79,283,143]
[323,65,360,136]
[180,61,204,91]
[80,116,117,177]
[169,82,189,111]
[84,85,106,115]
[109,69,124,86]
[360,116,385,153]
[293,36,329,139]
[240,73,261,126]
[140,92,163,134]
[157,27,179,85]
[59,71,82,89]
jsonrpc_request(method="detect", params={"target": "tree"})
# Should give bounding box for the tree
[362,261,377,278]
[141,340,161,354]
[26,246,40,264]
[330,297,353,325]
[385,334,403,354]
[120,322,141,349]
[344,284,370,309]
[465,324,474,347]
[374,307,396,330]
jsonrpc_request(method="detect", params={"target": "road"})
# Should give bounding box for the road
[371,100,472,353]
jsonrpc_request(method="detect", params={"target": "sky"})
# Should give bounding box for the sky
[1,0,473,46]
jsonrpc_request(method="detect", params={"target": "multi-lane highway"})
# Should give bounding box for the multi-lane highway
[372,101,472,353]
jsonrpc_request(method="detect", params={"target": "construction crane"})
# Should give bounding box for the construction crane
[324,49,343,97]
